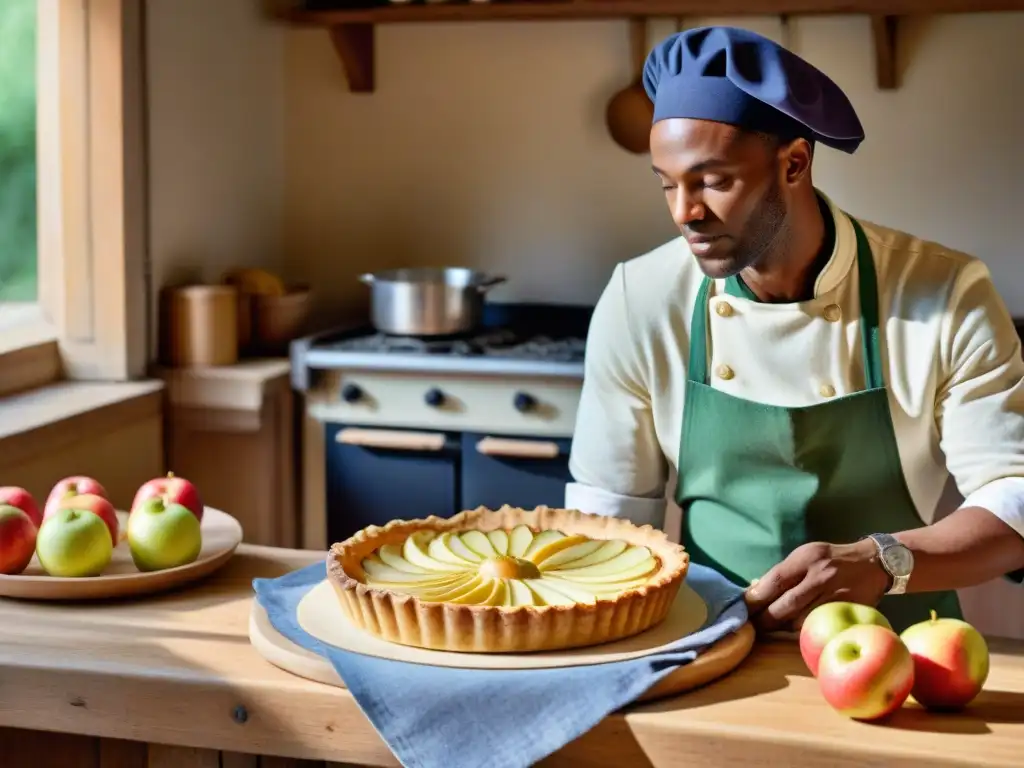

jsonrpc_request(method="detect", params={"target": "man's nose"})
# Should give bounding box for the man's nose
[670,190,705,229]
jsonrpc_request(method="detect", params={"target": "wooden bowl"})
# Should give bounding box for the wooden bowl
[251,286,312,356]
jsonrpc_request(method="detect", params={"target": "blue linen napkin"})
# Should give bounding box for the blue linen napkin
[253,561,748,768]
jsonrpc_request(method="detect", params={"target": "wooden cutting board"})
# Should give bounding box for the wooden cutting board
[249,579,756,703]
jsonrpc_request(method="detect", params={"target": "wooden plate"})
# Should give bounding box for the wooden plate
[0,506,243,600]
[249,580,756,702]
[294,579,710,668]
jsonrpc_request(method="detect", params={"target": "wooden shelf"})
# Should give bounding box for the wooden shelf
[280,1,1024,93]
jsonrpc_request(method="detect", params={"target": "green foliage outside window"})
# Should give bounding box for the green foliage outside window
[0,0,37,303]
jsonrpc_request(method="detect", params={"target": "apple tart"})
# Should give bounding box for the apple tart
[326,505,689,653]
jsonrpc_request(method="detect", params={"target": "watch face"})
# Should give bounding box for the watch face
[883,545,914,576]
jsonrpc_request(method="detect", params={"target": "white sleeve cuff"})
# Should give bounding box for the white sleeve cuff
[564,482,667,530]
[962,477,1024,538]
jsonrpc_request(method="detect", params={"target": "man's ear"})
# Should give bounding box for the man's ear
[781,138,813,186]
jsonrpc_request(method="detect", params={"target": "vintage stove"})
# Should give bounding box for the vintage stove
[291,303,592,545]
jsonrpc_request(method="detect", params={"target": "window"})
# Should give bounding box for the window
[0,0,37,309]
[0,0,147,394]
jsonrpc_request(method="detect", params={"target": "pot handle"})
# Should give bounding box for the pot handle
[358,273,375,285]
[476,275,507,293]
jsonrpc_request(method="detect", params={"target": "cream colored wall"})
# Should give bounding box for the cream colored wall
[283,13,1024,318]
[143,7,1024,325]
[146,0,286,355]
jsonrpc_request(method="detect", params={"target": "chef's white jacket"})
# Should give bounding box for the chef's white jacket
[566,194,1024,547]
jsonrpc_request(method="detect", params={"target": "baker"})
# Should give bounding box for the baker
[565,25,1024,634]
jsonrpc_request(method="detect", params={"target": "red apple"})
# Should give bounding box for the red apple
[799,601,893,676]
[0,504,39,575]
[49,493,119,546]
[817,624,915,721]
[0,486,41,528]
[131,471,203,522]
[900,610,990,711]
[44,476,108,519]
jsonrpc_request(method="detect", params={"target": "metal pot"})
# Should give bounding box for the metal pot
[359,267,506,336]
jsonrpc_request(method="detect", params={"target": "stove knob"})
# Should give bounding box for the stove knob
[424,388,446,407]
[513,392,537,413]
[341,383,363,403]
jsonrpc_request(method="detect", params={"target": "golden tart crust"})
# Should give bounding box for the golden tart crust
[326,505,689,653]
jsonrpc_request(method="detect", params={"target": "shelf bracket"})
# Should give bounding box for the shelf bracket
[328,23,375,93]
[870,15,899,90]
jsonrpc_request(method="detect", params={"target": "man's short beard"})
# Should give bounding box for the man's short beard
[730,176,789,273]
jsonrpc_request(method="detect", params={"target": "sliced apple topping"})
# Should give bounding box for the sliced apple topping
[506,579,534,606]
[551,539,628,569]
[362,556,461,585]
[522,529,566,559]
[359,526,661,606]
[378,543,431,573]
[482,579,508,606]
[524,579,578,606]
[446,532,485,563]
[478,555,541,581]
[529,534,592,566]
[460,530,499,558]
[427,533,469,566]
[486,529,509,555]
[401,531,456,572]
[508,524,534,557]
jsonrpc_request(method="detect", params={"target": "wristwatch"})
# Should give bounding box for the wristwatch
[864,533,914,595]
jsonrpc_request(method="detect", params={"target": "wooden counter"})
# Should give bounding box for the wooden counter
[0,545,1022,768]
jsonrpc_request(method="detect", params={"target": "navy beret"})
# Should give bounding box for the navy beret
[642,26,864,154]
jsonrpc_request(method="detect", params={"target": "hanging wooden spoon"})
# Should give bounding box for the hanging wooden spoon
[605,18,653,155]
[780,14,794,49]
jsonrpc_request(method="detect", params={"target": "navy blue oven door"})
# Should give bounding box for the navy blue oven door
[460,433,573,512]
[324,423,461,544]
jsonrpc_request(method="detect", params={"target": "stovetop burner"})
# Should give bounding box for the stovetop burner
[323,329,586,363]
[292,302,594,386]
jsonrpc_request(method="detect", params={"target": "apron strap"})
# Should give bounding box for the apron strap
[688,214,884,391]
[689,276,714,384]
[851,218,884,391]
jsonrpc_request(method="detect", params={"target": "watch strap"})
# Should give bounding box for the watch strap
[889,572,910,595]
[864,533,910,595]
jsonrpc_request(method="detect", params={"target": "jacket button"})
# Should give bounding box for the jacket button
[715,301,734,317]
[823,304,842,322]
[819,383,836,398]
[715,364,735,381]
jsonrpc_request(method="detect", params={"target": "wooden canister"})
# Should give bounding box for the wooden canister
[252,286,312,356]
[165,285,239,367]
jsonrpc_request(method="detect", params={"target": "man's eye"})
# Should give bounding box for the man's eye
[704,176,731,191]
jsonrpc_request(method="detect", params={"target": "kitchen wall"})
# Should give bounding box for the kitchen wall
[144,5,1024,322]
[146,0,286,353]
[281,12,1024,319]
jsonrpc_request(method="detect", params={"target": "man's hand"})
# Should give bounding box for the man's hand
[743,539,890,633]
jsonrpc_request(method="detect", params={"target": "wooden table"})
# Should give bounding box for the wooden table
[0,545,1022,768]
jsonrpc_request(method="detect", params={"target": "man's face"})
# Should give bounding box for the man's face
[650,118,792,279]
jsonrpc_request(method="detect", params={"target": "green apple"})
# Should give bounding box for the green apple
[800,601,893,676]
[36,508,114,577]
[127,497,202,572]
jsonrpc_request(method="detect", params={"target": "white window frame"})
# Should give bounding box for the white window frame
[0,0,148,398]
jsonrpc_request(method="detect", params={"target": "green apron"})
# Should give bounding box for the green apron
[675,214,962,634]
